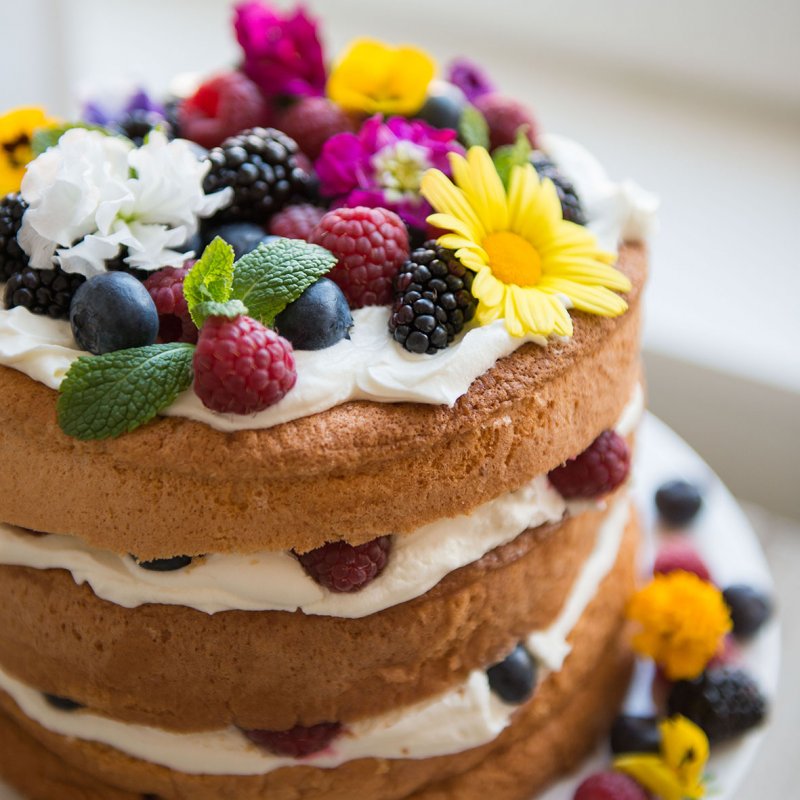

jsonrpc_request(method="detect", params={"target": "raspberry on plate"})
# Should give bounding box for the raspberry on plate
[573,771,648,800]
[193,315,297,414]
[297,536,391,593]
[474,93,538,151]
[243,722,342,758]
[276,97,354,160]
[309,207,410,308]
[143,265,198,344]
[548,430,631,499]
[268,204,326,241]
[653,538,713,582]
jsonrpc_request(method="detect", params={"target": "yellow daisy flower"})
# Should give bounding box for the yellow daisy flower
[419,146,632,338]
[328,39,435,116]
[0,107,56,194]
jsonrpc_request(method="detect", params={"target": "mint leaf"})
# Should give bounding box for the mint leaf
[231,239,337,326]
[493,128,533,189]
[57,344,195,440]
[184,237,236,327]
[31,122,116,156]
[459,105,490,150]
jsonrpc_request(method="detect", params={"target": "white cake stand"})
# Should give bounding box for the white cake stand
[0,414,779,800]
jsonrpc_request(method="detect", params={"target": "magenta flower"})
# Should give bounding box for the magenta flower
[235,2,326,101]
[447,58,495,103]
[315,116,464,230]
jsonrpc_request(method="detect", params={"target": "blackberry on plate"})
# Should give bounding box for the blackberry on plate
[114,109,173,147]
[5,266,85,319]
[202,128,312,224]
[530,150,586,226]
[389,242,476,355]
[0,193,30,282]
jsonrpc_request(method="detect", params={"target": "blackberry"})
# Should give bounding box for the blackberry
[114,109,173,147]
[0,193,30,282]
[389,242,476,355]
[202,128,312,224]
[530,151,586,225]
[668,667,767,743]
[5,266,85,319]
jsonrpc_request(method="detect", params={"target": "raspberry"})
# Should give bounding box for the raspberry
[309,207,409,308]
[268,204,326,241]
[297,536,391,593]
[193,315,297,414]
[179,72,270,150]
[276,97,354,160]
[243,722,342,758]
[653,540,712,582]
[143,266,197,344]
[548,430,630,499]
[474,93,538,151]
[573,771,648,800]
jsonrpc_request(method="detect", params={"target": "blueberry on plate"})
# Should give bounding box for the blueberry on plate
[610,714,661,754]
[655,479,704,527]
[275,278,353,351]
[723,584,773,639]
[486,643,537,704]
[70,272,159,354]
[203,222,278,260]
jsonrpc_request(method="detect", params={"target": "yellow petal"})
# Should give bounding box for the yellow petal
[507,163,539,233]
[538,276,628,317]
[661,716,709,787]
[615,756,688,800]
[466,146,508,233]
[421,169,486,239]
[542,258,632,292]
[438,235,489,263]
[503,288,525,337]
[510,285,556,337]
[425,213,481,242]
[472,266,506,307]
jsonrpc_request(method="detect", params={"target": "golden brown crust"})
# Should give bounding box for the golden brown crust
[0,245,645,558]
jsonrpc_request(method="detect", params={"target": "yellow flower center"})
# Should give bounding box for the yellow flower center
[483,231,542,287]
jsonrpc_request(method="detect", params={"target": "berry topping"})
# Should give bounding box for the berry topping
[473,93,538,151]
[243,722,342,758]
[573,771,649,800]
[179,72,270,150]
[134,555,194,572]
[548,430,631,499]
[0,193,29,281]
[389,242,477,354]
[275,278,353,351]
[70,273,159,354]
[655,479,704,527]
[275,97,355,160]
[43,694,84,712]
[309,206,410,309]
[203,222,276,260]
[668,667,767,743]
[486,644,537,704]
[653,539,712,583]
[203,128,312,224]
[416,81,468,131]
[5,266,85,320]
[297,536,391,593]
[114,109,173,147]
[610,715,661,755]
[268,204,326,241]
[722,585,773,639]
[143,266,198,344]
[530,151,586,226]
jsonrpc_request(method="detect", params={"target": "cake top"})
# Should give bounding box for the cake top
[0,2,656,441]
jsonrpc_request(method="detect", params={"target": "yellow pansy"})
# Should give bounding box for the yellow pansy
[615,715,710,800]
[327,38,435,116]
[419,146,631,338]
[0,107,56,194]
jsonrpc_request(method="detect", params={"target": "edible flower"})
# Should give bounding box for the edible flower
[615,715,710,800]
[447,58,495,103]
[327,39,435,116]
[235,1,326,101]
[82,87,165,128]
[315,115,463,230]
[0,107,57,194]
[626,571,732,681]
[420,146,630,338]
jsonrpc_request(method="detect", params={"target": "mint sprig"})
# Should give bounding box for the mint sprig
[493,128,533,189]
[183,237,236,327]
[459,105,490,150]
[57,344,195,440]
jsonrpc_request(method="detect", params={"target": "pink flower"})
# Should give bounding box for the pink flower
[235,2,326,101]
[315,116,464,231]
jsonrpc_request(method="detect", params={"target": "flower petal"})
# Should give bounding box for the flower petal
[426,212,481,241]
[421,168,485,239]
[538,276,629,317]
[472,265,506,307]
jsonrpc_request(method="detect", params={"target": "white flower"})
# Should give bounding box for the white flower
[19,129,231,276]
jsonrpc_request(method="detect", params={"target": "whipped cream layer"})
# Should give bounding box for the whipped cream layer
[0,136,656,433]
[0,385,642,617]
[0,495,630,775]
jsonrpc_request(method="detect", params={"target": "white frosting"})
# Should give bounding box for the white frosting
[0,135,656,432]
[0,495,629,775]
[0,385,643,617]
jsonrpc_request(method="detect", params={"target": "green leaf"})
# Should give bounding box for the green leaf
[31,122,117,156]
[57,344,195,441]
[183,237,236,328]
[458,105,490,150]
[231,239,337,326]
[493,128,533,189]
[192,299,248,325]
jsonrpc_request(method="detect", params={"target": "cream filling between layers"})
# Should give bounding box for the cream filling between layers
[0,495,630,776]
[0,384,643,617]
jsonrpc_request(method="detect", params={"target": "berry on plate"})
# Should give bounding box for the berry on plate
[0,193,29,281]
[297,536,391,593]
[6,266,85,320]
[548,430,631,499]
[722,584,773,639]
[486,644,537,704]
[416,80,468,131]
[268,204,326,241]
[274,278,353,351]
[610,714,661,755]
[474,93,538,151]
[203,222,276,260]
[573,771,648,800]
[653,539,713,582]
[143,266,198,344]
[243,722,342,758]
[275,97,354,160]
[655,479,704,527]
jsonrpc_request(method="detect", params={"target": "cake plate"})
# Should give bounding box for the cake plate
[0,414,779,800]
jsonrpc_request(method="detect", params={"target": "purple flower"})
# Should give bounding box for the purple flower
[82,88,165,127]
[447,58,495,103]
[235,2,326,101]
[315,116,464,231]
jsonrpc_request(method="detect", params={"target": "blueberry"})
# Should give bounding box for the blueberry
[486,643,537,704]
[70,272,159,355]
[610,714,661,755]
[655,479,704,526]
[275,278,353,351]
[416,81,468,130]
[723,584,773,639]
[43,693,84,711]
[203,222,276,260]
[133,554,193,572]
